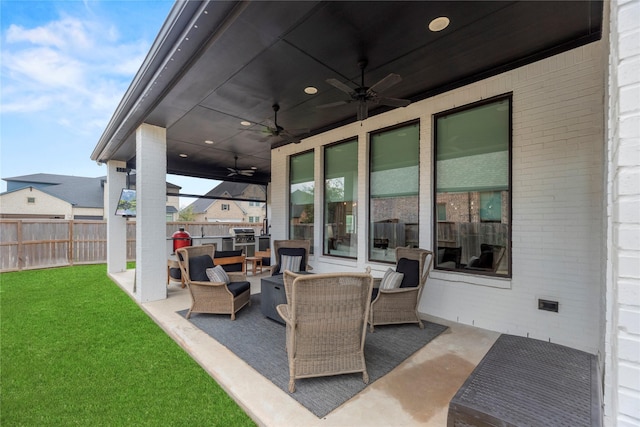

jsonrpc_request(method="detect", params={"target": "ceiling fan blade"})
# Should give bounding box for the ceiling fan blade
[326,78,356,96]
[376,96,411,108]
[239,171,254,176]
[368,73,402,95]
[227,171,238,177]
[357,101,368,121]
[316,100,351,109]
[281,133,301,144]
[285,128,310,135]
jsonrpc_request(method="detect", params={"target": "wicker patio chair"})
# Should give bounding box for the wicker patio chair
[176,245,250,320]
[369,247,433,332]
[271,239,313,275]
[276,271,373,393]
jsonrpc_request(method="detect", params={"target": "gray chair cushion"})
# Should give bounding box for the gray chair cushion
[396,258,420,288]
[189,255,214,281]
[227,281,250,297]
[274,247,307,274]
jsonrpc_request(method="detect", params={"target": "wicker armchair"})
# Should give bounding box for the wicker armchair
[369,247,433,332]
[276,271,373,393]
[271,239,312,275]
[176,245,250,320]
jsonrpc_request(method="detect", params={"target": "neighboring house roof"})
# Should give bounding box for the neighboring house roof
[187,182,265,214]
[128,174,181,193]
[2,173,105,209]
[2,173,182,210]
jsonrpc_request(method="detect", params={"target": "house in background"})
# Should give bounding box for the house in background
[186,182,266,223]
[0,173,181,221]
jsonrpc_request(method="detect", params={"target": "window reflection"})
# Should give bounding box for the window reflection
[290,151,314,252]
[324,139,358,258]
[369,122,420,263]
[434,95,511,276]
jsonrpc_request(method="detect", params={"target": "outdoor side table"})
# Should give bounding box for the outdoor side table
[167,256,184,287]
[260,275,286,324]
[245,256,262,275]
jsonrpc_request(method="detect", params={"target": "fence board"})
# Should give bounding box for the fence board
[0,220,260,272]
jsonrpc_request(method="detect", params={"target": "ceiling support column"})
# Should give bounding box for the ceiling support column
[106,160,128,274]
[135,123,168,302]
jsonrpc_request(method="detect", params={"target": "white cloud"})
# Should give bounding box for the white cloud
[5,47,85,88]
[0,94,52,113]
[1,12,151,133]
[6,17,92,50]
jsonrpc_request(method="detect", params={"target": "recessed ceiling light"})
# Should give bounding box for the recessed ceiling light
[204,140,214,144]
[304,86,318,95]
[429,16,450,32]
[240,121,251,126]
[179,153,188,158]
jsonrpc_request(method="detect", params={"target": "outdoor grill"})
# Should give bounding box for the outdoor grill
[229,228,256,256]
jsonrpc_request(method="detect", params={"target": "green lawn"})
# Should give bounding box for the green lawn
[0,264,255,426]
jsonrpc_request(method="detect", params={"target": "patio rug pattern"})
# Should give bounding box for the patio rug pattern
[178,294,447,418]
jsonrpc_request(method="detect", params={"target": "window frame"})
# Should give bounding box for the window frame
[432,94,513,278]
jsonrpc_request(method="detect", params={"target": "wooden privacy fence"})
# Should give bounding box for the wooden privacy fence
[0,220,262,273]
[0,219,130,272]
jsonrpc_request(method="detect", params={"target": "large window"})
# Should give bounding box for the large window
[369,122,420,262]
[289,151,314,251]
[324,139,358,258]
[434,95,511,276]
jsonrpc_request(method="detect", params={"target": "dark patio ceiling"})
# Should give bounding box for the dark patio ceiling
[92,0,603,187]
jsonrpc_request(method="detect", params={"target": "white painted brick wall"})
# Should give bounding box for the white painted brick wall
[606,0,640,425]
[272,38,607,353]
[420,42,606,353]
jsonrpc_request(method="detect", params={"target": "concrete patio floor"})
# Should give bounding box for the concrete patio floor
[109,269,500,427]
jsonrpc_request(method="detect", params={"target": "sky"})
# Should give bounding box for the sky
[0,0,219,207]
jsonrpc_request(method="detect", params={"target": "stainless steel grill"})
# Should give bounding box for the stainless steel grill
[229,228,256,256]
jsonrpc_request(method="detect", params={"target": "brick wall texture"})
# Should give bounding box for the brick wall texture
[606,0,640,425]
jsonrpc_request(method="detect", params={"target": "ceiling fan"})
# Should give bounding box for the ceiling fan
[251,104,309,144]
[227,155,256,177]
[319,59,411,121]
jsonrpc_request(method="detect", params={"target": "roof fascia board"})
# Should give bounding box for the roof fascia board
[92,1,247,163]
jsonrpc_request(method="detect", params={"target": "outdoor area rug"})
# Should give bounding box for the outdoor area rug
[178,294,447,418]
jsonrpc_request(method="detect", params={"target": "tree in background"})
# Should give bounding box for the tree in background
[178,206,195,221]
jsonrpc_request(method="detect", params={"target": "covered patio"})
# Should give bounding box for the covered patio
[91,1,639,425]
[110,268,499,426]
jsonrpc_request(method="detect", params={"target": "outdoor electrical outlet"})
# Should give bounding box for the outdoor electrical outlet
[538,299,559,313]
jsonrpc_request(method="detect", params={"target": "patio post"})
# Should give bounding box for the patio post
[134,123,168,302]
[106,160,128,274]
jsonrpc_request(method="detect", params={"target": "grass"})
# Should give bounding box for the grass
[0,264,255,426]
